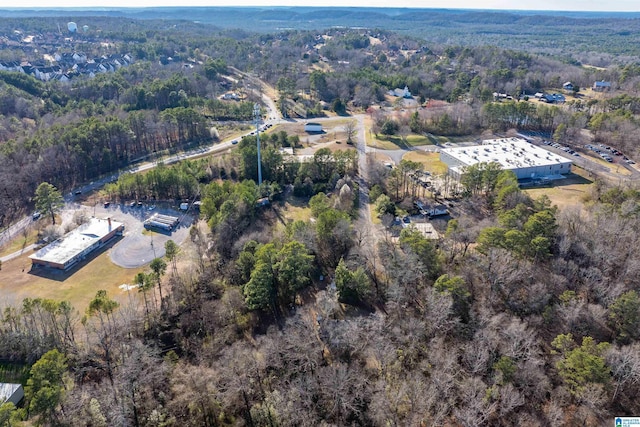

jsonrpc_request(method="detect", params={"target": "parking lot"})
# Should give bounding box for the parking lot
[91,202,193,268]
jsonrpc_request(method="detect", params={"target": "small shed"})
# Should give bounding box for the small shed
[304,122,323,133]
[0,383,24,406]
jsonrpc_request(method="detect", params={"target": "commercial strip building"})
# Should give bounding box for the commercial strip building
[440,138,573,180]
[29,217,124,270]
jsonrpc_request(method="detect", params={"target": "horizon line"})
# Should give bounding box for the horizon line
[1,6,640,13]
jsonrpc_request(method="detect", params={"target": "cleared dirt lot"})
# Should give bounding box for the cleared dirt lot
[523,172,594,210]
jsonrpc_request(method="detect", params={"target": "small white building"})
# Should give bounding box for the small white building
[304,122,323,133]
[388,85,412,98]
[0,383,24,406]
[221,92,239,100]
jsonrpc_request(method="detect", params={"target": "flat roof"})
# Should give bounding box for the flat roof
[30,217,123,266]
[441,138,572,170]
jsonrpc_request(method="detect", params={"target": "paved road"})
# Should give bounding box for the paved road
[0,243,37,264]
[0,217,32,249]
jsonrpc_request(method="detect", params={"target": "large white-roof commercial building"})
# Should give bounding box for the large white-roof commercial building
[29,217,124,270]
[440,138,573,180]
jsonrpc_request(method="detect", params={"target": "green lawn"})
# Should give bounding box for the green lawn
[0,246,144,313]
[0,227,38,257]
[402,151,449,175]
[369,133,434,150]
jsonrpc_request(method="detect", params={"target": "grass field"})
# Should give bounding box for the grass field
[523,173,593,210]
[369,134,432,150]
[402,151,448,175]
[281,197,313,223]
[0,243,144,312]
[0,227,38,257]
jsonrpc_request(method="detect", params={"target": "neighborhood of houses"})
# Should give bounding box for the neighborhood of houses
[0,52,132,82]
[491,79,611,104]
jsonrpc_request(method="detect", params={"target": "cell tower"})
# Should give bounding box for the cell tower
[253,103,262,185]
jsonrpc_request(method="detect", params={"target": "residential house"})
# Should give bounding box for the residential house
[389,85,412,98]
[593,80,611,91]
[493,92,514,101]
[221,92,239,100]
[34,65,62,81]
[541,93,566,103]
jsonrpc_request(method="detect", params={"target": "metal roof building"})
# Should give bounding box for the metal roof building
[29,217,124,270]
[440,138,573,180]
[0,383,24,406]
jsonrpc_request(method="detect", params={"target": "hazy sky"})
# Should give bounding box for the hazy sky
[7,0,640,12]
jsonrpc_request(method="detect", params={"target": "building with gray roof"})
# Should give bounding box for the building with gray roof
[0,383,24,406]
[29,217,124,270]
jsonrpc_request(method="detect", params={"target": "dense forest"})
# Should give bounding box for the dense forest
[2,10,640,426]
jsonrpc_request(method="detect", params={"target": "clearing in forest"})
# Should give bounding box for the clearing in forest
[402,151,448,175]
[523,173,593,210]
[369,134,432,150]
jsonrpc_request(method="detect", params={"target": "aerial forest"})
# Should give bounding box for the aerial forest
[1,11,640,426]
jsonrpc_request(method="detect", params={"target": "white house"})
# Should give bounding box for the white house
[389,85,412,98]
[304,122,323,133]
[221,92,239,100]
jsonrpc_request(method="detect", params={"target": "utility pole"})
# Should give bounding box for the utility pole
[254,103,263,185]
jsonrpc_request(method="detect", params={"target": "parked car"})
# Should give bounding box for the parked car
[103,202,111,208]
[32,211,41,220]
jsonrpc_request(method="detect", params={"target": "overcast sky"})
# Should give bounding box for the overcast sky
[7,0,640,12]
